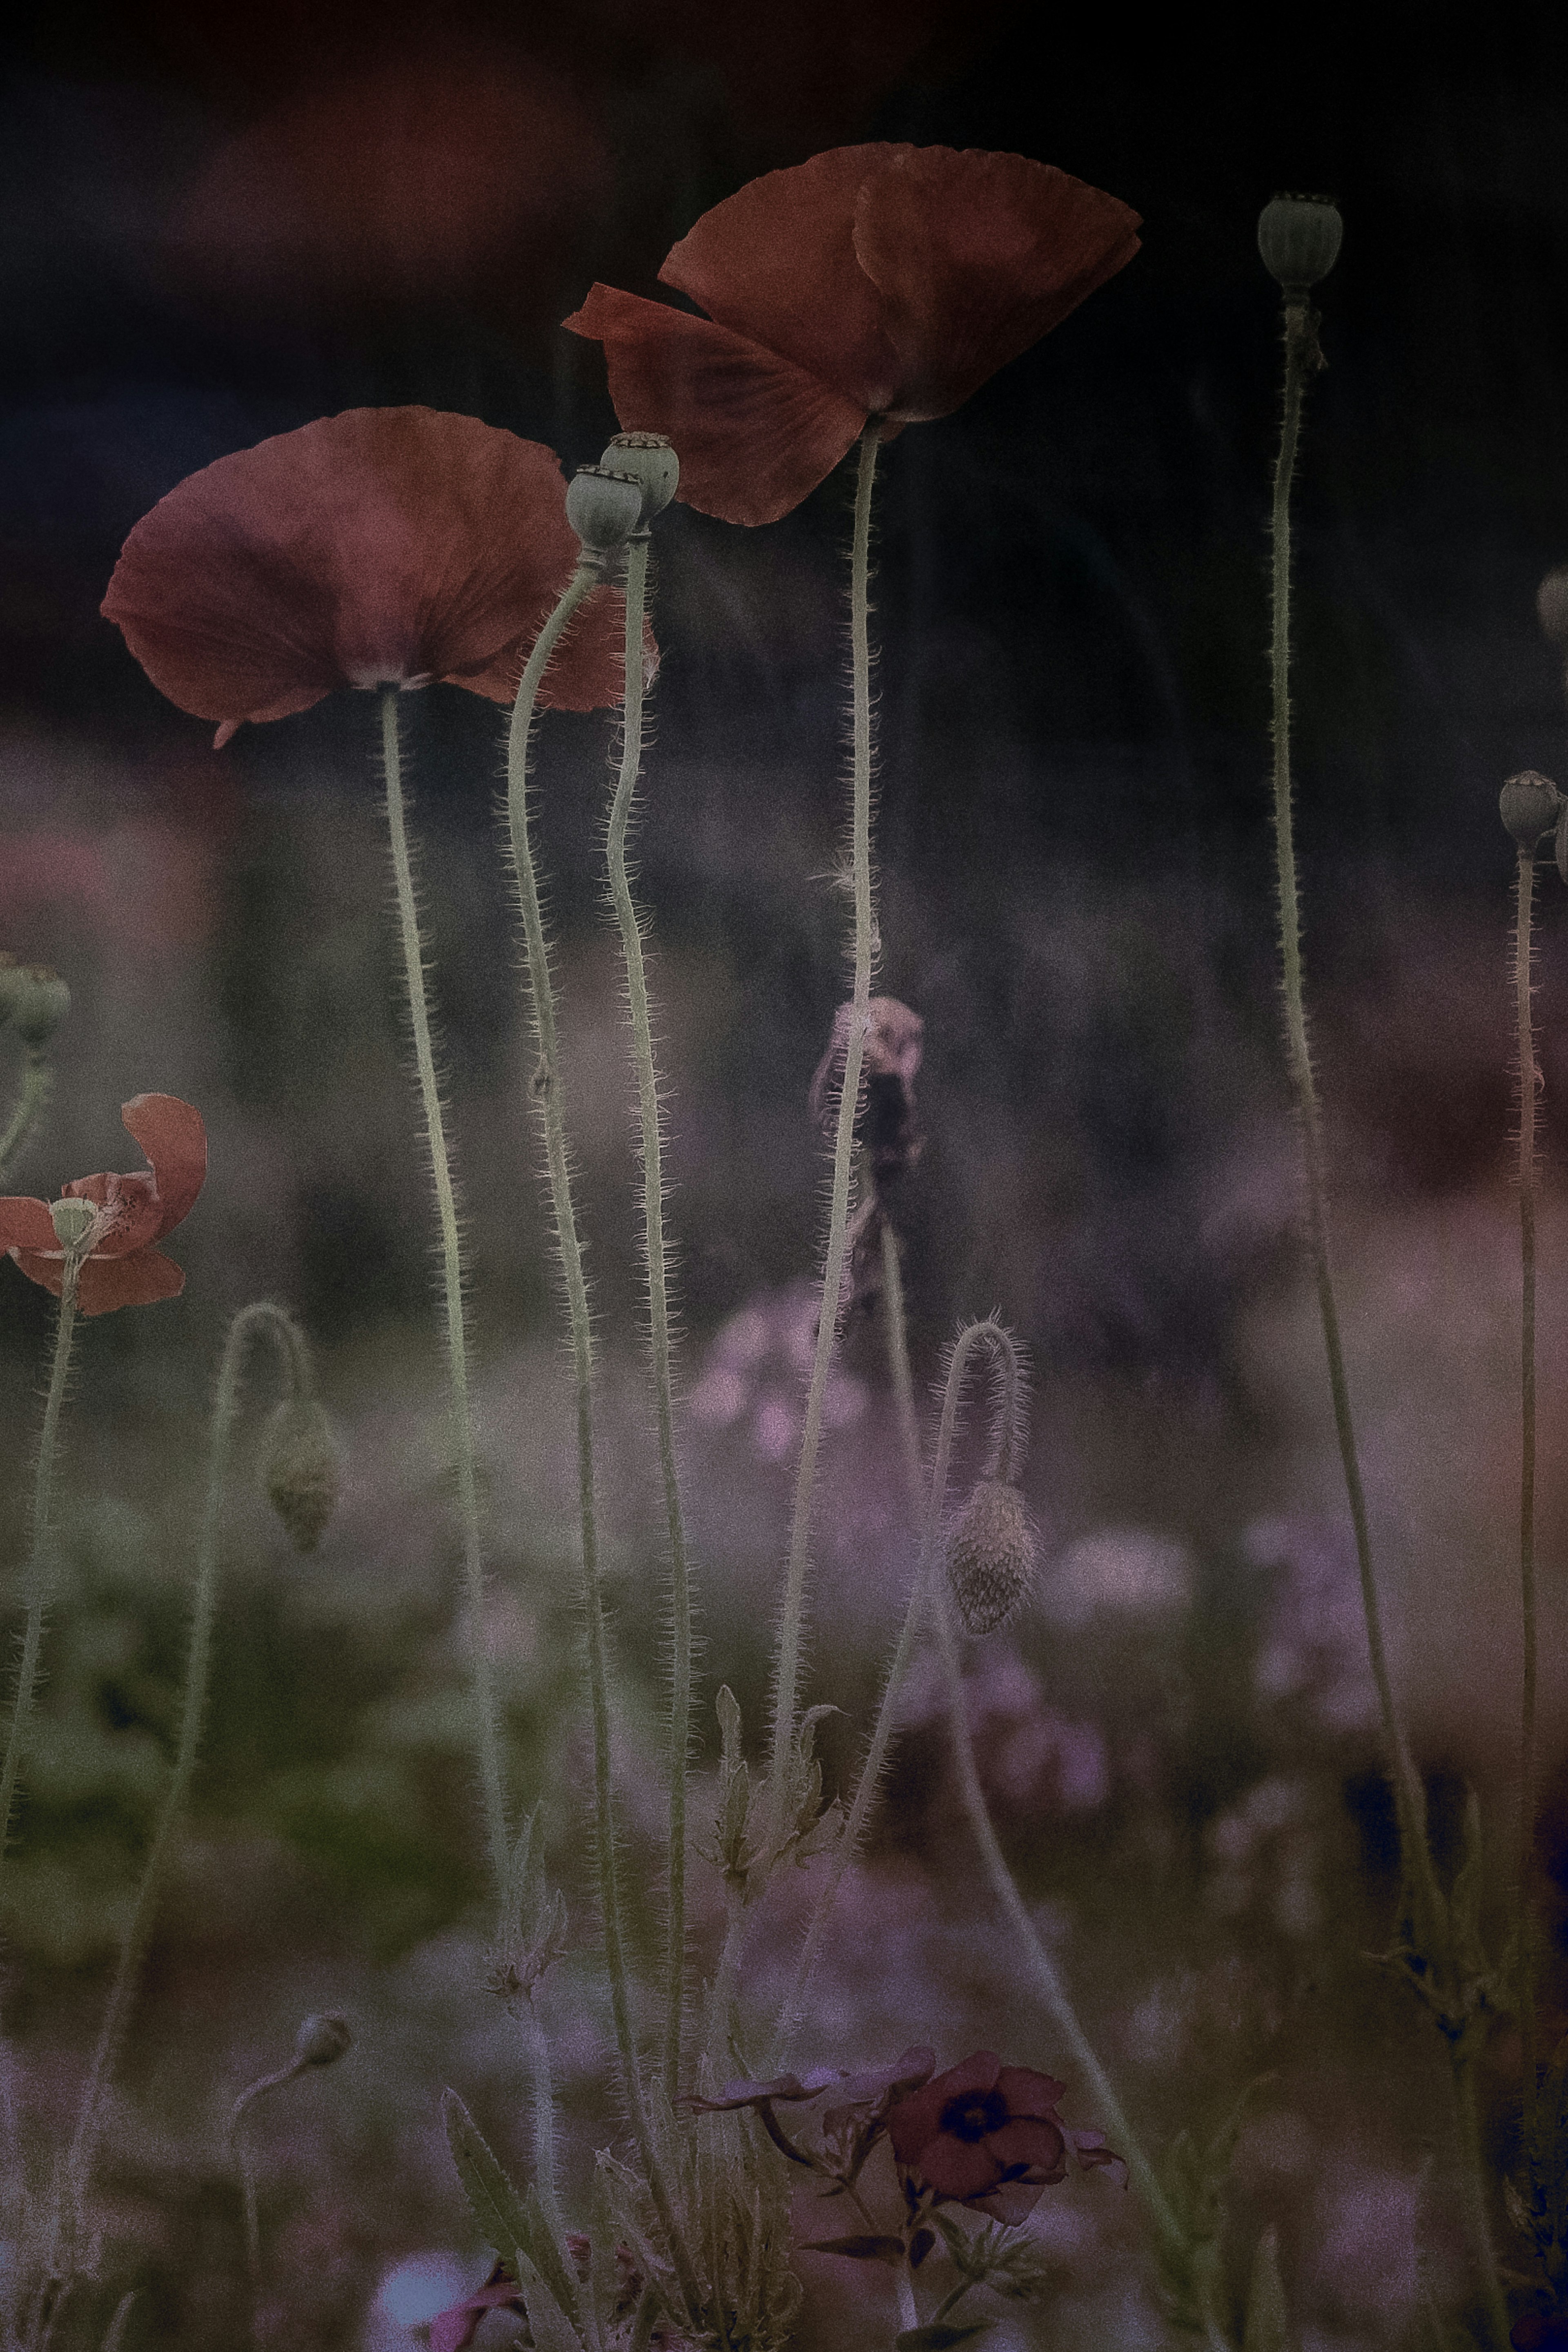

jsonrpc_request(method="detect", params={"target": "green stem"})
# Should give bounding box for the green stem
[380,688,510,1906]
[522,1992,567,2253]
[503,566,702,2327]
[0,1250,82,1901]
[1449,2049,1510,2352]
[1515,843,1541,2105]
[604,536,694,2100]
[767,420,881,1823]
[65,1302,312,2233]
[0,1049,50,1184]
[881,1221,925,1529]
[706,1875,746,2079]
[1267,301,1443,1948]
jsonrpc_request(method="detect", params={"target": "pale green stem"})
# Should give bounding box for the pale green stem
[1515,844,1540,2106]
[881,1221,924,1527]
[0,1050,50,1184]
[604,536,694,2099]
[766,421,881,1824]
[705,1876,746,2080]
[773,1315,1013,2065]
[1449,2050,1510,2352]
[99,2295,136,2352]
[523,1993,567,2253]
[380,689,509,1905]
[65,1303,311,2233]
[0,1249,82,1900]
[503,567,702,2326]
[1268,302,1444,1948]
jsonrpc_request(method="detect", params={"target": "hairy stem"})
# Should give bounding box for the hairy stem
[381,690,509,1903]
[503,567,701,2324]
[767,420,881,1824]
[0,1250,82,1902]
[65,1303,312,2232]
[604,536,694,2099]
[0,1049,51,1184]
[1514,843,1541,2104]
[881,1221,924,1527]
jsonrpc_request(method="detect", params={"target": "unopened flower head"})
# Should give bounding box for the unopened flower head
[262,1395,341,1554]
[1257,193,1343,294]
[947,1479,1038,1636]
[1501,770,1561,852]
[0,959,71,1046]
[292,2011,352,2068]
[566,464,646,551]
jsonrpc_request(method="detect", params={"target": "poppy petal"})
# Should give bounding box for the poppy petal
[994,2065,1068,2119]
[9,1248,67,1299]
[916,2135,1004,2201]
[103,410,590,732]
[982,2116,1068,2181]
[658,145,904,412]
[564,286,867,526]
[853,148,1140,420]
[59,1170,162,1258]
[454,582,655,712]
[120,1094,208,1236]
[886,2050,1000,2167]
[74,1245,186,1317]
[0,1198,59,1254]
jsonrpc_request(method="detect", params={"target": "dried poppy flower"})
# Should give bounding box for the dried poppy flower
[886,2049,1111,2223]
[564,144,1140,526]
[102,408,633,747]
[0,1094,206,1315]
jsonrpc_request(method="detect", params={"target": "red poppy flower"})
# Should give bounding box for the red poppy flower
[0,1095,207,1315]
[102,408,632,747]
[563,144,1140,526]
[886,2049,1116,2223]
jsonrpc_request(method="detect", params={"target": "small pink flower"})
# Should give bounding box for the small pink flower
[887,2049,1123,2223]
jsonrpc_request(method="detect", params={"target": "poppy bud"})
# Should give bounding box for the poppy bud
[566,466,646,552]
[601,432,679,524]
[49,1198,97,1251]
[292,2010,352,2069]
[1538,567,1568,648]
[262,1395,341,1554]
[1501,770,1561,852]
[1257,194,1343,293]
[0,962,70,1046]
[946,1479,1038,1637]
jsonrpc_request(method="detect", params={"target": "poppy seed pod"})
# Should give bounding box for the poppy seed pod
[292,2011,352,2068]
[0,962,70,1046]
[1257,194,1343,293]
[262,1395,341,1554]
[1538,566,1568,648]
[1501,770,1561,852]
[566,465,646,551]
[49,1198,97,1251]
[602,431,679,523]
[947,1479,1038,1637]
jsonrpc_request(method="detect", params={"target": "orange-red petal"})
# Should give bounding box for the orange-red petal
[564,285,867,526]
[658,145,904,413]
[0,1198,58,1255]
[120,1093,207,1235]
[75,1246,186,1316]
[852,148,1141,420]
[453,581,658,711]
[103,409,621,734]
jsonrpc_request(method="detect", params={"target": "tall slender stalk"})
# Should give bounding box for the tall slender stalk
[65,1302,312,2229]
[1513,839,1541,2104]
[0,1049,51,1184]
[766,420,881,1827]
[0,1245,84,1898]
[503,568,701,2325]
[604,535,695,2099]
[380,689,510,1905]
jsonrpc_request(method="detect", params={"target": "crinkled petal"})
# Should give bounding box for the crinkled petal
[456,581,655,711]
[853,147,1140,419]
[994,2064,1068,2120]
[103,409,582,733]
[916,2134,1004,2202]
[120,1093,208,1236]
[0,1198,58,1255]
[659,145,904,411]
[74,1245,186,1316]
[564,286,866,526]
[981,2115,1068,2183]
[886,2050,1000,2167]
[59,1170,162,1258]
[1070,2129,1128,2187]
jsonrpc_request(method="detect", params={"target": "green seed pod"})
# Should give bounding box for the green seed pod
[4,965,70,1046]
[262,1395,341,1554]
[1501,769,1561,852]
[292,2011,352,2068]
[601,431,679,523]
[566,465,646,552]
[1538,566,1568,648]
[49,1197,96,1250]
[946,1479,1038,1638]
[1257,193,1343,293]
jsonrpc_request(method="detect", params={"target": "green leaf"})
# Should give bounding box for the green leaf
[442,2089,528,2268]
[1242,2224,1291,2352]
[894,2326,990,2350]
[799,2233,906,2264]
[519,2185,586,2338]
[519,2267,586,2352]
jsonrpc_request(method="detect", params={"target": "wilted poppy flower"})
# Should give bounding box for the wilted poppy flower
[886,2049,1120,2223]
[564,144,1140,526]
[102,408,631,747]
[0,1094,206,1315]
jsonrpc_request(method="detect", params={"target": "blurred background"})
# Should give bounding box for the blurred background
[6,2,1568,2345]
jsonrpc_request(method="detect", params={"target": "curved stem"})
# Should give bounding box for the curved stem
[767,420,882,1823]
[381,689,510,1906]
[1514,843,1541,2105]
[1267,301,1443,1948]
[65,1302,311,2230]
[604,537,694,2100]
[0,1251,82,1901]
[503,568,702,2326]
[0,1048,51,1184]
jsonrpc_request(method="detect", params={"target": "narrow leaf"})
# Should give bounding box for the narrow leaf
[799,2233,906,2264]
[442,2089,528,2268]
[519,2268,586,2352]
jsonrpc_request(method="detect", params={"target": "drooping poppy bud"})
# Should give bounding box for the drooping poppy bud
[262,1394,341,1553]
[602,431,679,524]
[0,961,71,1046]
[566,465,646,552]
[292,2011,352,2069]
[1257,194,1343,293]
[1501,770,1561,852]
[947,1479,1038,1636]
